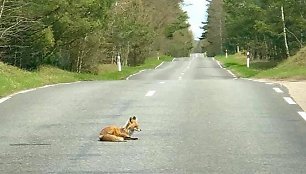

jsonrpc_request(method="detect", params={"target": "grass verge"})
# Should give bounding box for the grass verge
[215,53,306,80]
[0,55,172,97]
[99,55,173,80]
[215,54,278,78]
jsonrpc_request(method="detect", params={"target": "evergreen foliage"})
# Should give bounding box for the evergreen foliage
[0,0,193,72]
[201,0,306,59]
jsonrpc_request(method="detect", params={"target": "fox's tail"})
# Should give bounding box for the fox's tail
[99,134,126,142]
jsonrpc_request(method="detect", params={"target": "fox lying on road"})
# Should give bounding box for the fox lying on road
[99,116,141,142]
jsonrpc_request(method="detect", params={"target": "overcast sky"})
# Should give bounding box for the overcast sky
[182,0,208,40]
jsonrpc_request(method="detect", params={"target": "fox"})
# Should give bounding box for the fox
[99,116,141,142]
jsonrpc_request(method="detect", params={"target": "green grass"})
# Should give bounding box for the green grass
[216,51,306,80]
[256,47,306,80]
[0,55,172,97]
[255,62,306,80]
[99,55,172,80]
[215,54,277,77]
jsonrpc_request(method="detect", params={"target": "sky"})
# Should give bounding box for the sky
[182,0,208,40]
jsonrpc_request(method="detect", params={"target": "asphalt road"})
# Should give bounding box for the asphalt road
[0,54,306,173]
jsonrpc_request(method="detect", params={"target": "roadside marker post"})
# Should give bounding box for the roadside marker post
[247,51,250,68]
[117,53,122,72]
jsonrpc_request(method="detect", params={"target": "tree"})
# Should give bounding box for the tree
[200,0,225,56]
[0,0,193,72]
[202,0,306,59]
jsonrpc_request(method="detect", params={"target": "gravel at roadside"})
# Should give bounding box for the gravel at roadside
[256,79,306,111]
[278,81,306,111]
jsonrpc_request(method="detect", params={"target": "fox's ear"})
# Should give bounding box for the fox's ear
[129,116,136,122]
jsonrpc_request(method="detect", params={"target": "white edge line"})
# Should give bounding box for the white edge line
[172,58,176,62]
[0,81,81,104]
[227,70,237,78]
[126,70,146,80]
[155,61,164,70]
[283,97,296,105]
[126,61,165,80]
[216,60,223,68]
[214,60,237,78]
[0,96,11,104]
[16,88,37,94]
[298,112,306,121]
[273,87,284,93]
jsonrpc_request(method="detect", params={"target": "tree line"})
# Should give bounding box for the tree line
[0,0,193,72]
[201,0,306,60]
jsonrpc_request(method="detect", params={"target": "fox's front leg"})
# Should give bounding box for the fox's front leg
[118,132,138,140]
[118,132,131,139]
[124,137,138,140]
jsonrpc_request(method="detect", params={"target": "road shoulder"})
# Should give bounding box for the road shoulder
[279,81,306,111]
[257,79,306,111]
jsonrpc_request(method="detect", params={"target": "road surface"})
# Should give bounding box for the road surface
[0,54,306,173]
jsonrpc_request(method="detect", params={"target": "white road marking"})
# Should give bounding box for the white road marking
[178,76,182,80]
[155,62,164,69]
[273,87,284,93]
[298,112,306,121]
[172,58,176,62]
[16,88,37,94]
[0,96,11,104]
[181,72,185,75]
[38,84,56,89]
[283,97,296,105]
[266,82,274,85]
[227,70,236,78]
[145,90,156,97]
[216,61,223,68]
[126,70,146,80]
[159,82,165,84]
[0,81,81,104]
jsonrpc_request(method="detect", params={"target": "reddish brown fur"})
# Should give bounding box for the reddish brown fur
[99,116,141,142]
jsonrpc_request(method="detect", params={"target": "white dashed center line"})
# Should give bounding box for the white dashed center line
[273,87,284,93]
[145,90,156,97]
[283,97,296,105]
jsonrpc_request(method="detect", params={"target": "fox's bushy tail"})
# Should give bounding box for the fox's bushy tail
[99,134,126,142]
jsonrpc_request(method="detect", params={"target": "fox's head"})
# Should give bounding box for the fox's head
[125,116,141,136]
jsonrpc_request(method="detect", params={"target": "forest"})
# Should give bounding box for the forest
[201,0,306,60]
[0,0,193,73]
